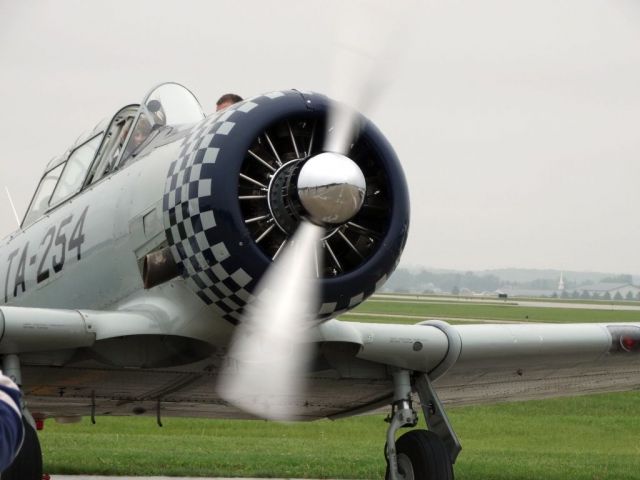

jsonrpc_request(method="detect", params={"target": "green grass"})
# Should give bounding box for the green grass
[451,392,640,480]
[39,297,640,478]
[352,300,640,324]
[41,392,640,479]
[41,415,385,478]
[374,293,640,307]
[371,293,640,306]
[340,313,506,325]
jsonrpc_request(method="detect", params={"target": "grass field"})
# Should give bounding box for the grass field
[39,296,640,479]
[41,392,640,479]
[349,298,640,324]
[375,293,640,307]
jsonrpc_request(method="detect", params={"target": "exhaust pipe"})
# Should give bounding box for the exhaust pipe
[143,247,179,289]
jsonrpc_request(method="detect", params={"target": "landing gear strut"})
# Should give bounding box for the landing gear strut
[384,370,461,480]
[2,354,43,480]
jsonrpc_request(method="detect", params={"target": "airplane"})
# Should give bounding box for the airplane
[1,82,639,480]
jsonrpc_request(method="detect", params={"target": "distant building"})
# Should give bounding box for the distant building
[557,272,565,292]
[576,283,640,299]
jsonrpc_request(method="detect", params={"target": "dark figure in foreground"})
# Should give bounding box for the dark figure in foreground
[0,372,23,472]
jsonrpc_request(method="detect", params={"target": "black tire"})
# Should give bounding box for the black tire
[2,417,43,480]
[385,430,453,480]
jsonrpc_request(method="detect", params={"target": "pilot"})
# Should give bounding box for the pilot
[216,93,243,111]
[146,99,166,126]
[123,117,152,160]
[0,371,23,472]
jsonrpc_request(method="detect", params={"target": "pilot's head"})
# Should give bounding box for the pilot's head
[147,100,166,126]
[216,93,243,111]
[130,117,152,149]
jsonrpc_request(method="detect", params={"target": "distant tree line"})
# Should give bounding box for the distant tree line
[385,268,639,300]
[387,269,501,294]
[600,274,633,284]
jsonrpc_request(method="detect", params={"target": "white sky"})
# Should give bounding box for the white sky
[0,0,639,274]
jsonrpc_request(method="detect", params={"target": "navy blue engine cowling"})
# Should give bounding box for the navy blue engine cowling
[162,90,409,324]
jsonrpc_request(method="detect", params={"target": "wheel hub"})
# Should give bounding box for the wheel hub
[396,453,414,480]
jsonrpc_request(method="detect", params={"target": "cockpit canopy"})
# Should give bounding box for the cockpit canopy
[23,83,205,227]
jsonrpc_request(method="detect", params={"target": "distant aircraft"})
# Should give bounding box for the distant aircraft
[1,82,639,480]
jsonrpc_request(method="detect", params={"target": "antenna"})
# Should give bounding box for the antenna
[5,187,21,228]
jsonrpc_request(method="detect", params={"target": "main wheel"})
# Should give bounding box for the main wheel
[2,417,43,480]
[385,430,453,480]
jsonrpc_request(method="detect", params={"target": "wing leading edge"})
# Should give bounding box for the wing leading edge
[433,322,640,405]
[320,320,640,406]
[0,305,189,355]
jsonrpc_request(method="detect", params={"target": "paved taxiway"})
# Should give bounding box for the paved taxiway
[347,311,525,323]
[373,294,640,311]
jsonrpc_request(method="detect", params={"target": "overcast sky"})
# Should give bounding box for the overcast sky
[1,0,639,275]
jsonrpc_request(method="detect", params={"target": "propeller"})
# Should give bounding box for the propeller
[324,0,417,155]
[218,153,366,420]
[217,220,323,420]
[218,0,415,420]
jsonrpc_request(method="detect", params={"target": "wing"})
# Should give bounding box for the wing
[436,322,640,405]
[320,320,640,406]
[0,305,172,354]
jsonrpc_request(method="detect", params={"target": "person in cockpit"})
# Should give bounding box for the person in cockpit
[122,117,152,161]
[216,93,243,111]
[147,99,166,126]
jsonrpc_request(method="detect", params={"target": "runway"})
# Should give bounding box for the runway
[346,311,526,323]
[373,294,640,311]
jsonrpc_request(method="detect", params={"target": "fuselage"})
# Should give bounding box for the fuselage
[5,84,635,425]
[0,86,409,421]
